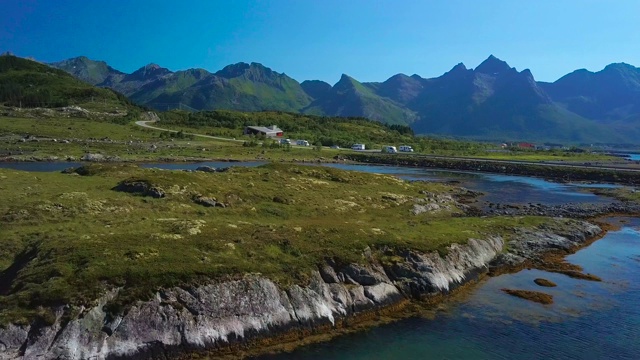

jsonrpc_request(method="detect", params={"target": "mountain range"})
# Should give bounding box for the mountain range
[51,55,640,143]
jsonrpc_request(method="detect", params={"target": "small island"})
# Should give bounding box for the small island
[534,278,557,287]
[502,289,554,305]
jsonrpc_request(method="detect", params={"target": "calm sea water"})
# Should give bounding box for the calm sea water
[256,217,640,360]
[320,163,619,206]
[624,154,640,161]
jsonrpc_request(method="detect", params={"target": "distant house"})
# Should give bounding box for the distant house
[243,125,283,138]
[518,142,535,149]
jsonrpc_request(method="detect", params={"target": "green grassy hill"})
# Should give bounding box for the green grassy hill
[0,55,135,111]
[0,162,551,323]
[160,109,415,148]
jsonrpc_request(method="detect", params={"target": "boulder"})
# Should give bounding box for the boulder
[193,195,226,208]
[81,153,105,162]
[113,180,165,198]
[195,166,217,173]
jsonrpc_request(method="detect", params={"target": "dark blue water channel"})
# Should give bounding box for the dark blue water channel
[0,161,620,206]
[319,163,619,206]
[256,217,640,360]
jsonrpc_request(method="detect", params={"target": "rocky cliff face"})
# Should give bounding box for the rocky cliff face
[0,220,600,360]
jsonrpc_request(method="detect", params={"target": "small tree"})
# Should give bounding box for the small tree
[314,141,322,152]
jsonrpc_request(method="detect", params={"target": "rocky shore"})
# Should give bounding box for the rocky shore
[345,153,640,185]
[481,201,640,218]
[0,219,601,360]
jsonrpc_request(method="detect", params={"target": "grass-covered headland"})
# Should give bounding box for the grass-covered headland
[0,162,551,325]
[0,54,621,330]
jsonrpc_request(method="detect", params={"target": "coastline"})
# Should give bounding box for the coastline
[0,217,607,360]
[0,158,636,359]
[3,153,640,187]
[344,153,640,185]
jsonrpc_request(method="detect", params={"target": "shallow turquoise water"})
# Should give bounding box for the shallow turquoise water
[321,163,618,205]
[256,217,640,360]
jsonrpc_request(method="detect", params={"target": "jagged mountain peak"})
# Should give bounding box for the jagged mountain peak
[378,73,424,105]
[442,62,470,78]
[381,73,416,87]
[520,68,534,79]
[300,80,332,100]
[451,62,468,72]
[382,73,423,87]
[338,73,355,81]
[50,56,124,85]
[302,79,331,86]
[215,62,250,78]
[603,62,637,72]
[566,68,592,76]
[132,63,170,74]
[118,63,173,86]
[475,55,513,75]
[215,62,280,80]
[333,74,363,93]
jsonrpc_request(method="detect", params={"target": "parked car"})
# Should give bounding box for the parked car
[351,144,365,151]
[296,140,310,146]
[331,145,340,149]
[399,145,414,152]
[280,138,292,145]
[382,146,398,153]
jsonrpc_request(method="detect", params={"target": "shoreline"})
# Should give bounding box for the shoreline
[0,217,609,360]
[206,216,618,360]
[344,153,640,185]
[0,158,637,359]
[2,154,639,187]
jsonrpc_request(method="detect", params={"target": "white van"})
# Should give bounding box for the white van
[399,145,414,152]
[296,140,310,146]
[382,146,398,153]
[351,144,365,151]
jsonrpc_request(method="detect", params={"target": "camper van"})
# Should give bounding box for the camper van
[382,146,398,153]
[296,140,310,146]
[399,145,414,152]
[351,144,366,151]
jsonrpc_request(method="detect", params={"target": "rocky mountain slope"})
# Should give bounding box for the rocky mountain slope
[51,55,640,143]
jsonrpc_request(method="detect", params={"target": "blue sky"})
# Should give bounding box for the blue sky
[2,0,639,83]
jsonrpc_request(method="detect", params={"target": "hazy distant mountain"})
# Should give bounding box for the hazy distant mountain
[303,74,417,125]
[51,56,124,85]
[406,55,615,142]
[300,80,332,100]
[375,73,424,105]
[540,63,640,123]
[50,55,640,143]
[52,58,312,112]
